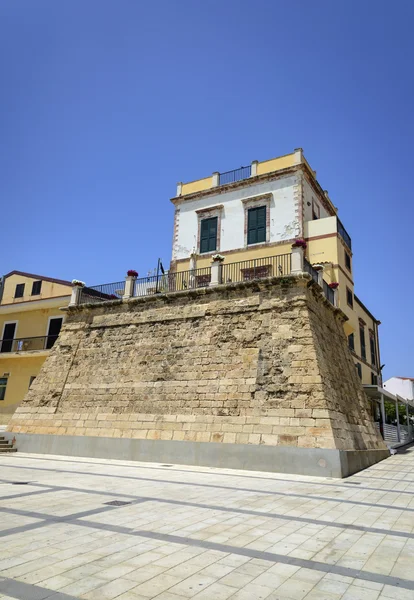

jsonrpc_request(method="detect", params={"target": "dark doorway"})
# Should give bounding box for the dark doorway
[1,323,16,353]
[46,318,63,349]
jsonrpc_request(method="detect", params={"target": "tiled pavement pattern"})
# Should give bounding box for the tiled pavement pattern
[0,450,414,600]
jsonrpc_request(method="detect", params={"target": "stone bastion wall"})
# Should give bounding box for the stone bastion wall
[7,275,388,476]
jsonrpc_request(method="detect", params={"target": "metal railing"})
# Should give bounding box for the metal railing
[323,280,335,305]
[375,422,412,445]
[303,259,319,284]
[337,218,352,250]
[0,335,58,353]
[221,254,291,284]
[135,268,212,295]
[79,282,125,305]
[219,165,251,186]
[77,254,337,306]
[79,268,212,305]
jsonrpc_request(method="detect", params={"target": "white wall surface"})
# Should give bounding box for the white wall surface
[383,377,414,400]
[303,179,330,222]
[174,176,299,260]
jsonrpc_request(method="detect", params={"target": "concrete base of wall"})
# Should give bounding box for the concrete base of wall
[4,433,390,478]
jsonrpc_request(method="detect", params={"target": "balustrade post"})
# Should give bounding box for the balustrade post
[210,260,223,286]
[123,274,137,300]
[291,245,304,274]
[212,172,220,187]
[251,160,258,176]
[313,264,324,287]
[69,281,85,306]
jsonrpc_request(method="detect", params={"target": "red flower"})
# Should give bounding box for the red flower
[127,270,138,277]
[329,282,339,289]
[292,239,307,249]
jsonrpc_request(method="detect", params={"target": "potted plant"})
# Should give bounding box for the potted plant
[127,270,138,277]
[328,282,339,289]
[292,239,307,250]
[211,253,225,263]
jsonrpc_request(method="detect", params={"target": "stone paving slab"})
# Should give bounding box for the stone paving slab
[0,447,413,599]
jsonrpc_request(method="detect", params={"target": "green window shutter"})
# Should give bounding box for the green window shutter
[248,206,266,245]
[200,217,217,253]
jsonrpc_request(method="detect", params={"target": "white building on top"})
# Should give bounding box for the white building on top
[383,377,414,401]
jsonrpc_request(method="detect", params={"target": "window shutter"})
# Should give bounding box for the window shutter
[248,206,266,245]
[200,217,217,253]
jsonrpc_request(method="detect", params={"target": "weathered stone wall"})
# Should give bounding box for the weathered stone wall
[8,276,386,453]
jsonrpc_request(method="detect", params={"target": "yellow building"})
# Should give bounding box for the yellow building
[170,148,381,386]
[0,271,72,422]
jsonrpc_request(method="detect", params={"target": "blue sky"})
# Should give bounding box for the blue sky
[1,1,413,379]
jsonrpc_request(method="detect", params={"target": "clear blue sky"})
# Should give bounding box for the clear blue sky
[1,1,413,379]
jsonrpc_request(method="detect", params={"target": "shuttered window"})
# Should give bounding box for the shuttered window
[360,325,366,361]
[14,284,25,298]
[200,217,217,254]
[247,206,266,245]
[31,281,42,296]
[370,334,376,366]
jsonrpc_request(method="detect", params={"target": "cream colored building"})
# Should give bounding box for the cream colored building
[171,149,381,386]
[0,271,72,421]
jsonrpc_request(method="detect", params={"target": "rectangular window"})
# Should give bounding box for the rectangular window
[0,377,7,401]
[14,284,25,298]
[199,217,217,254]
[370,334,376,366]
[355,363,362,379]
[345,250,351,271]
[46,317,63,350]
[371,372,378,385]
[31,281,42,296]
[247,206,266,245]
[346,287,353,308]
[348,333,355,351]
[312,199,320,220]
[360,325,366,361]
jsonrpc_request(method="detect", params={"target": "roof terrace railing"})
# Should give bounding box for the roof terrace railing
[219,165,251,186]
[337,218,352,250]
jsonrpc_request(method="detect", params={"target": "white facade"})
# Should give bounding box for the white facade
[383,377,414,401]
[303,179,330,222]
[173,175,300,261]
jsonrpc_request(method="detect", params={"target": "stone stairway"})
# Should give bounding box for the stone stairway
[0,436,17,453]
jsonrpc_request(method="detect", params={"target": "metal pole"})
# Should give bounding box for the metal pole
[380,394,386,440]
[406,403,411,442]
[155,258,160,294]
[396,400,401,443]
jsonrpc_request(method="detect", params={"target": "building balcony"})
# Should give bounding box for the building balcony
[304,215,352,250]
[0,335,58,355]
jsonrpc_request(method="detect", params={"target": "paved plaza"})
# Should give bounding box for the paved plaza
[0,449,413,600]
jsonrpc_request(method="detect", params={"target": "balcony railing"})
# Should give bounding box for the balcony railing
[219,165,251,186]
[80,268,213,305]
[337,218,352,250]
[222,254,291,283]
[303,259,319,284]
[78,252,335,307]
[0,335,58,354]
